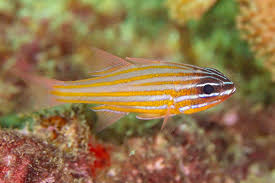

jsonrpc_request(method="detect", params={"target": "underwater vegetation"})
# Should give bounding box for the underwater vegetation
[0,0,275,182]
[237,0,275,81]
[166,0,218,24]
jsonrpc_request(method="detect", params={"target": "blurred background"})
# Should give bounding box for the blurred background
[0,0,275,182]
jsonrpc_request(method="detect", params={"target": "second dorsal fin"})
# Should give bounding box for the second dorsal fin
[88,66,124,77]
[88,48,132,76]
[126,57,164,65]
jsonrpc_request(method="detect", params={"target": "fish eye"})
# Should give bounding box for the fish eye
[203,84,214,94]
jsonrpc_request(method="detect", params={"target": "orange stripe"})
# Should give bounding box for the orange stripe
[51,88,189,97]
[54,73,189,89]
[56,99,169,106]
[92,105,166,114]
[89,66,122,76]
[133,80,196,86]
[63,65,186,84]
[182,101,221,114]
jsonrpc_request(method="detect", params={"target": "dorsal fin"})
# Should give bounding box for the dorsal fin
[125,57,164,65]
[88,48,132,76]
[88,66,123,77]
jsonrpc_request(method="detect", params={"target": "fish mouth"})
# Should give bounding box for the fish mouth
[218,86,236,98]
[229,86,236,96]
[231,87,236,94]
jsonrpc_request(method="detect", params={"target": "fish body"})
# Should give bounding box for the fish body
[50,48,236,131]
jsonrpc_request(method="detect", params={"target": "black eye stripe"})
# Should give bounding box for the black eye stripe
[205,68,228,81]
[203,84,214,94]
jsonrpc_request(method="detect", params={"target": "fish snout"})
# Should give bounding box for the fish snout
[231,86,236,95]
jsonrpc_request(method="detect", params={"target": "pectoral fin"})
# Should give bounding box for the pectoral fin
[161,106,171,130]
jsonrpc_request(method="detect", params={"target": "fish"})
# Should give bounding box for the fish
[50,48,236,131]
[13,48,236,131]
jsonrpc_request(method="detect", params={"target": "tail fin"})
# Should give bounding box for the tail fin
[11,59,64,111]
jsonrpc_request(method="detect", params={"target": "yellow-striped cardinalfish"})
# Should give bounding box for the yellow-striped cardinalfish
[15,48,236,131]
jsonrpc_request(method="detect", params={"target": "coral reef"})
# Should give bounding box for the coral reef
[32,107,92,154]
[237,0,275,81]
[29,104,111,179]
[0,130,76,183]
[102,130,226,183]
[0,105,113,182]
[166,0,218,24]
[1,103,275,182]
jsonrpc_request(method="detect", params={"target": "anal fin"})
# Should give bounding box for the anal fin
[91,106,127,132]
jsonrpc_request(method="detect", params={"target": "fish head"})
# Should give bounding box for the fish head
[180,67,236,114]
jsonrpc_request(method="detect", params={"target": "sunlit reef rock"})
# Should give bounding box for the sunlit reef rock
[166,0,218,24]
[237,0,275,81]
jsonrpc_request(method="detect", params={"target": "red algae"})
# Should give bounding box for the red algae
[89,143,111,176]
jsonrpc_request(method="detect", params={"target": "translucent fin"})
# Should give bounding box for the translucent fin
[13,69,63,90]
[126,57,163,65]
[136,113,165,120]
[88,48,132,75]
[11,64,64,110]
[91,107,127,132]
[88,66,123,77]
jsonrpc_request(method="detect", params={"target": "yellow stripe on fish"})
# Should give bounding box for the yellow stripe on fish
[64,65,187,84]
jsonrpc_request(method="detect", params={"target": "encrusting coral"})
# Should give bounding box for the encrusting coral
[166,0,218,24]
[237,0,275,81]
[0,130,75,183]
